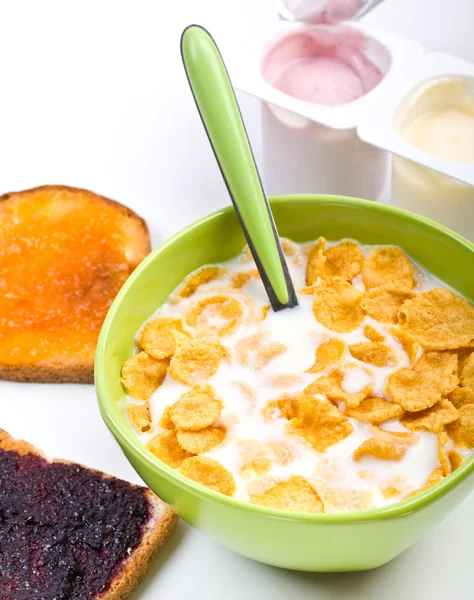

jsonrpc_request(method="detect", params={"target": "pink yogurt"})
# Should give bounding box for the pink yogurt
[282,0,367,23]
[261,26,388,106]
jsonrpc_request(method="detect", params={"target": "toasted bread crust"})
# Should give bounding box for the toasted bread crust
[96,489,177,600]
[0,185,151,384]
[0,429,177,599]
[0,360,94,383]
[0,428,45,457]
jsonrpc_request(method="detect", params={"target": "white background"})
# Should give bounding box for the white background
[1,1,474,598]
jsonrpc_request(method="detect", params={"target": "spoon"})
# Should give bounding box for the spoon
[180,25,298,312]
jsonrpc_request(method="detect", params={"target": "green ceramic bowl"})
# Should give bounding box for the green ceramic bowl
[96,195,474,572]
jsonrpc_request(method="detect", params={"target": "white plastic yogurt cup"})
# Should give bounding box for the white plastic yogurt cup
[223,21,422,200]
[390,76,474,241]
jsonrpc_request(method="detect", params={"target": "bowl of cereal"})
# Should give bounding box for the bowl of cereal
[96,194,474,572]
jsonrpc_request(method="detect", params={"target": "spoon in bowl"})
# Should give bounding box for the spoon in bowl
[181,24,298,312]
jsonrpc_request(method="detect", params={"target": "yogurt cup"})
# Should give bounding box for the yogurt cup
[392,77,474,241]
[224,21,422,199]
[260,102,387,198]
[358,53,474,241]
[391,157,474,243]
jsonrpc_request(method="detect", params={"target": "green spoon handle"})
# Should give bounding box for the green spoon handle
[181,25,297,310]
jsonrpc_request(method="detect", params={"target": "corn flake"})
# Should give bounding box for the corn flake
[159,405,175,430]
[266,374,304,388]
[306,238,364,284]
[238,440,272,478]
[361,285,414,324]
[305,369,367,408]
[121,351,169,400]
[280,238,298,256]
[353,437,407,462]
[246,475,280,498]
[353,427,418,462]
[424,467,445,488]
[406,468,444,498]
[169,384,222,430]
[306,237,326,286]
[231,269,260,289]
[267,440,297,465]
[460,352,474,392]
[390,326,421,364]
[349,341,396,367]
[312,278,364,333]
[176,426,226,454]
[168,332,226,385]
[288,394,353,452]
[127,402,151,433]
[147,430,194,468]
[314,457,345,484]
[362,247,415,290]
[373,427,418,442]
[447,386,474,409]
[415,351,458,378]
[386,351,458,412]
[438,432,450,476]
[401,399,459,434]
[449,450,464,472]
[398,288,474,350]
[345,396,404,424]
[446,404,474,448]
[263,393,300,421]
[382,487,402,499]
[138,317,187,359]
[235,332,268,365]
[233,381,257,404]
[458,348,473,374]
[315,485,373,513]
[255,341,287,370]
[250,476,323,513]
[239,245,254,264]
[322,241,364,281]
[180,456,236,496]
[185,294,243,337]
[177,266,226,298]
[307,338,346,373]
[280,238,304,266]
[364,325,385,342]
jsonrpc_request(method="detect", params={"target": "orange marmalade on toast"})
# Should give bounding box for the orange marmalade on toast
[0,186,149,375]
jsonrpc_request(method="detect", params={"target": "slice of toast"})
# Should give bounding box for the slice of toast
[0,429,177,599]
[0,185,151,383]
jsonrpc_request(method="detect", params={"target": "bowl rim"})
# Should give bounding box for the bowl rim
[96,193,474,523]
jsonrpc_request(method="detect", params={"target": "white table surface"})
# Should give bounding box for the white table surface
[1,1,474,598]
